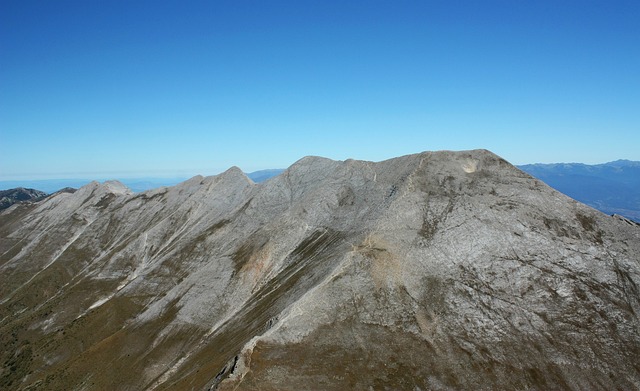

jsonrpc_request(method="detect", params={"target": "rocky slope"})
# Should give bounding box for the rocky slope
[1,150,639,390]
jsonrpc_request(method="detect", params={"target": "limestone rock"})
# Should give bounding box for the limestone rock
[1,149,638,390]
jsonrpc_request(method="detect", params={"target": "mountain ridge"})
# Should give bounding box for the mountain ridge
[1,149,639,390]
[2,159,638,222]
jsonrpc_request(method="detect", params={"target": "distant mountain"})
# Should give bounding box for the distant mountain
[0,179,93,194]
[518,160,640,221]
[0,178,187,194]
[246,168,285,183]
[0,187,47,210]
[0,170,284,195]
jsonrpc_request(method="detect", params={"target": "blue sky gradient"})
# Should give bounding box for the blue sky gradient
[1,1,639,180]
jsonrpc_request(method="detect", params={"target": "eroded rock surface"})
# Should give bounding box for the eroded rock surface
[1,150,639,390]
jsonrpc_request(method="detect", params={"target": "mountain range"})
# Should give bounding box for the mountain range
[2,161,638,222]
[517,160,640,221]
[1,149,639,390]
[0,170,283,195]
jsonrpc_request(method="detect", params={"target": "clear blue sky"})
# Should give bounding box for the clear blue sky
[1,0,638,180]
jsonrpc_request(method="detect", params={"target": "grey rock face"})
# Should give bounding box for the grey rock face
[0,149,639,390]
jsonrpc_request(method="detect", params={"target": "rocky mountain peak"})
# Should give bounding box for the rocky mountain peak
[1,149,639,390]
[101,179,131,194]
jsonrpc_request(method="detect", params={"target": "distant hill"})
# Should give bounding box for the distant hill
[0,187,47,210]
[518,160,640,221]
[0,170,285,195]
[0,178,186,194]
[246,169,285,183]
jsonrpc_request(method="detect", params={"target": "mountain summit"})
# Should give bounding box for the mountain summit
[1,149,639,390]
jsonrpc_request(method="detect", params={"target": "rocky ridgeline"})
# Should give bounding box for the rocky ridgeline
[0,149,639,390]
[0,188,47,210]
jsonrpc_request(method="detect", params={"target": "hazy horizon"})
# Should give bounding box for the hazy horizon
[2,156,640,193]
[2,1,639,180]
[1,155,639,185]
